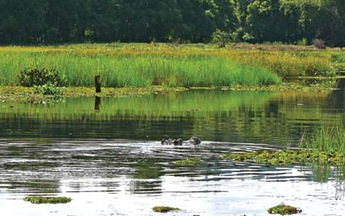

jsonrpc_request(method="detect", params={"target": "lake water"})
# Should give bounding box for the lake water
[0,85,345,215]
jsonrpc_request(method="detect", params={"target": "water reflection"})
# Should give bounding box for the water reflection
[327,78,345,112]
[1,90,345,215]
[1,90,344,146]
[94,96,101,111]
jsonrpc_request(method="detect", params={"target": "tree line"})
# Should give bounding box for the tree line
[0,0,344,46]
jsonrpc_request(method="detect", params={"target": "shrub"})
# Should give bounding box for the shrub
[212,29,231,48]
[34,82,64,95]
[296,38,308,46]
[312,39,326,49]
[18,68,66,87]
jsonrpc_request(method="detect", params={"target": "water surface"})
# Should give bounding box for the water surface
[1,89,345,215]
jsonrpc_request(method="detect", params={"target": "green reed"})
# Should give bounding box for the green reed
[303,126,345,153]
[1,43,340,87]
[0,45,281,87]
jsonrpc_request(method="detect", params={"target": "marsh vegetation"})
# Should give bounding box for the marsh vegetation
[0,43,342,90]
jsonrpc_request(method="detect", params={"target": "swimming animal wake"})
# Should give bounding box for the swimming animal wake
[161,136,201,145]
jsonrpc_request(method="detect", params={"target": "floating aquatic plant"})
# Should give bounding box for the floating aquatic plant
[222,149,345,166]
[268,204,302,215]
[174,157,202,166]
[23,196,72,204]
[152,206,180,213]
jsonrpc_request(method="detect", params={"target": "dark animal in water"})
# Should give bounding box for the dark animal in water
[161,136,200,145]
[161,138,183,145]
[188,136,201,145]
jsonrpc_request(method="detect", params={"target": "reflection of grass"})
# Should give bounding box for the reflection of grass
[0,90,281,140]
[2,90,276,118]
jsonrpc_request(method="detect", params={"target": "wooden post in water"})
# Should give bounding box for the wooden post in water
[95,75,101,93]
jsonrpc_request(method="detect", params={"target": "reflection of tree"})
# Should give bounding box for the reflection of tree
[133,162,162,179]
[8,179,60,194]
[327,78,345,111]
[129,161,163,194]
[2,144,61,194]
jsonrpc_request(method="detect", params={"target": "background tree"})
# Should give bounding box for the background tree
[0,0,47,44]
[0,0,344,46]
[244,0,290,43]
[280,0,345,46]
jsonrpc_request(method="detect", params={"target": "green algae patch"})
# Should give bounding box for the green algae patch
[222,149,345,166]
[268,204,302,215]
[174,157,202,166]
[152,206,180,213]
[23,196,72,204]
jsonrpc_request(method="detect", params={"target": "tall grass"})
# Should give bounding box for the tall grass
[0,43,339,87]
[303,126,345,153]
[0,46,280,87]
[225,50,335,78]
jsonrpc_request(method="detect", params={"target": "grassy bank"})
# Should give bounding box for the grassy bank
[0,43,340,88]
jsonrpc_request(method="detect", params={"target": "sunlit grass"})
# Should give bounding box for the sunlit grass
[0,47,281,87]
[0,43,339,87]
[225,49,335,78]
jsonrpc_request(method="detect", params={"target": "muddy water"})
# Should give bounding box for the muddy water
[0,88,345,215]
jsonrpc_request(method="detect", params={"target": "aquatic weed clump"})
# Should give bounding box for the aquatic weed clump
[152,206,180,213]
[174,157,202,166]
[268,204,302,215]
[23,196,72,204]
[222,149,345,166]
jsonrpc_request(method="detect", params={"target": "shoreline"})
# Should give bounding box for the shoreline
[0,81,336,103]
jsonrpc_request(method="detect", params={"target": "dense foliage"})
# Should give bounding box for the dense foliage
[0,0,344,46]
